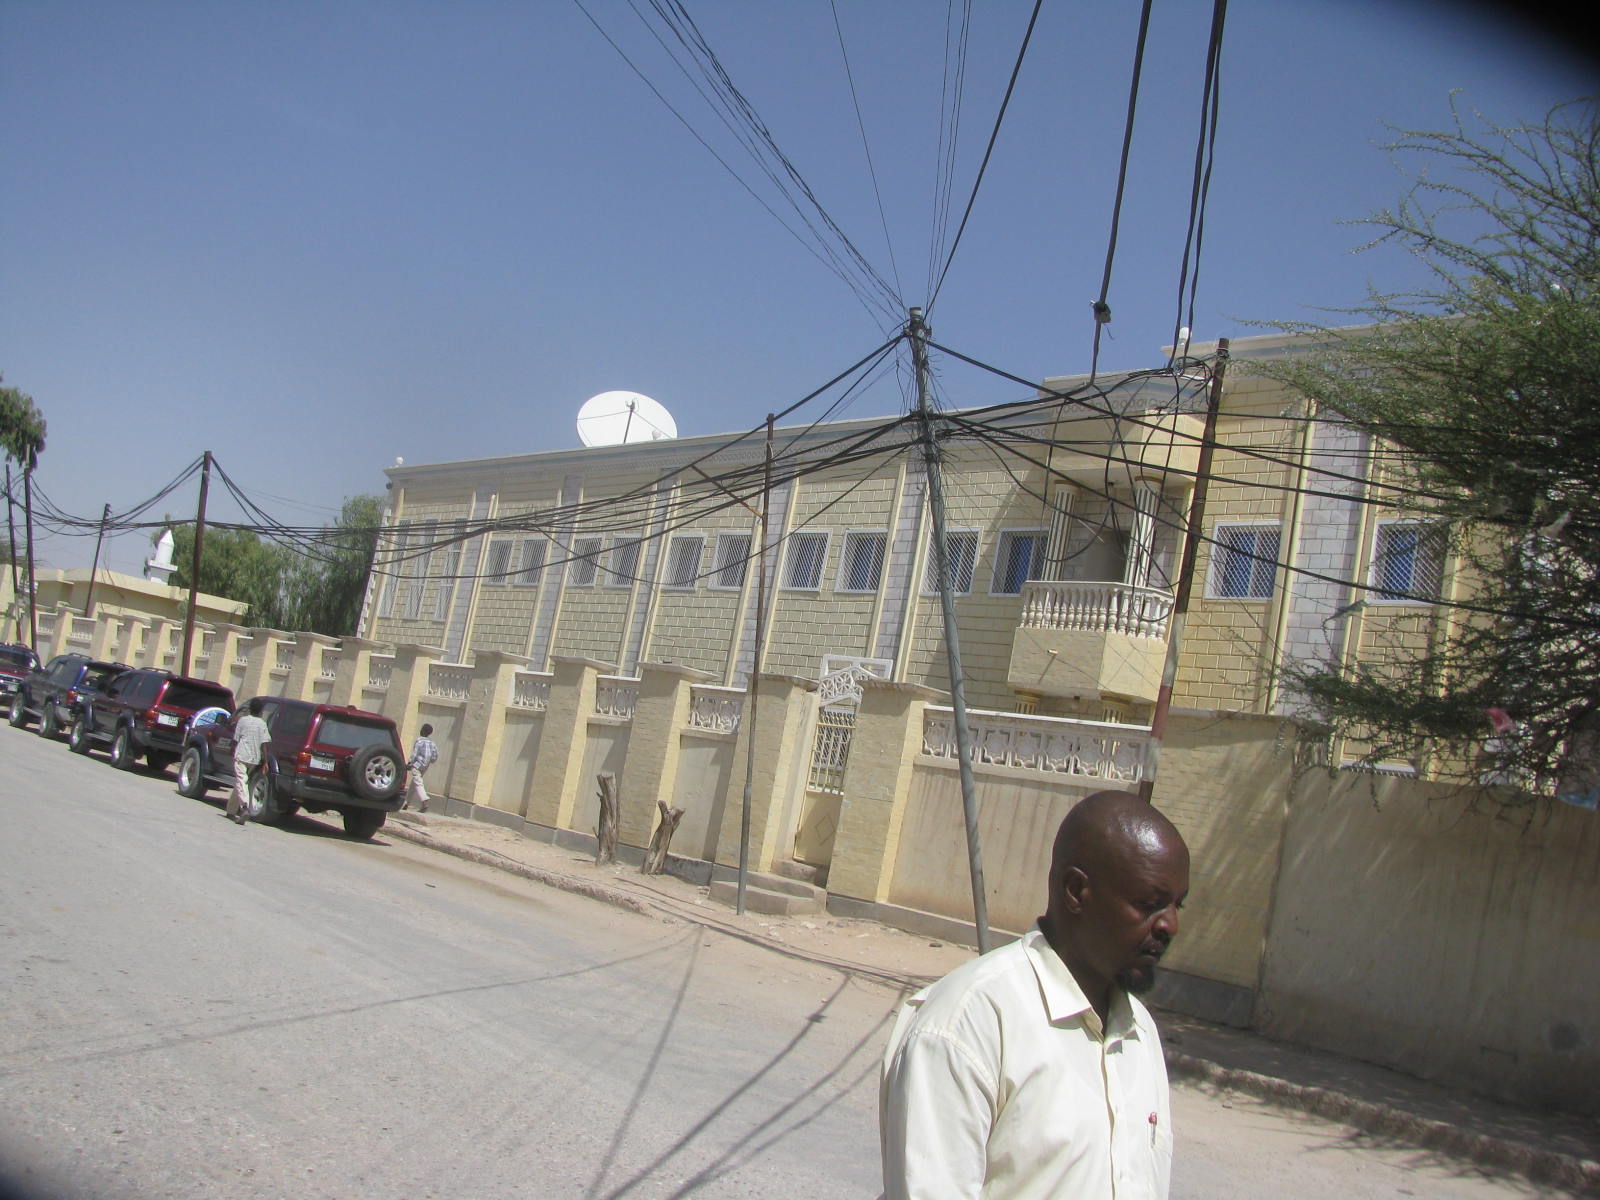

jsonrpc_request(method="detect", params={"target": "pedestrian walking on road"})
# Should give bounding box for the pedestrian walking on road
[880,789,1191,1200]
[405,722,439,813]
[226,698,271,826]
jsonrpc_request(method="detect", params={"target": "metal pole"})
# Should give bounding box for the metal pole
[4,464,18,641]
[179,451,212,676]
[84,502,111,619]
[910,307,992,954]
[1139,339,1229,804]
[736,416,776,916]
[23,463,38,652]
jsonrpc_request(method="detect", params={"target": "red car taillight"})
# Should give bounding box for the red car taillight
[65,689,79,704]
[297,749,313,770]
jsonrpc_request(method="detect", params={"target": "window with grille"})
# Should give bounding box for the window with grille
[432,524,463,620]
[838,531,887,593]
[1209,524,1281,599]
[991,530,1045,595]
[568,537,603,587]
[923,530,978,594]
[609,537,642,588]
[664,535,705,589]
[514,539,546,587]
[1371,521,1445,602]
[783,531,829,590]
[486,540,514,583]
[712,533,752,589]
[378,526,409,617]
[404,520,436,620]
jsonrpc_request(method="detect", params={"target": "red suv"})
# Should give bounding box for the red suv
[176,696,405,839]
[70,668,236,774]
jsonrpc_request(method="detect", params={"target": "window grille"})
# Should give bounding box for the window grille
[515,539,546,587]
[838,531,887,593]
[665,535,705,589]
[486,540,513,582]
[1209,524,1281,599]
[713,533,752,589]
[783,531,828,590]
[923,530,978,594]
[433,523,463,620]
[991,531,1045,595]
[568,537,604,587]
[609,537,642,588]
[1371,522,1445,602]
[379,526,409,617]
[404,520,435,621]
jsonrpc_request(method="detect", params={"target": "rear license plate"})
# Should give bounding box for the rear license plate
[157,713,179,727]
[310,754,336,772]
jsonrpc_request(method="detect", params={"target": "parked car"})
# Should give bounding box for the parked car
[8,653,128,739]
[0,643,39,706]
[70,668,236,775]
[177,696,405,839]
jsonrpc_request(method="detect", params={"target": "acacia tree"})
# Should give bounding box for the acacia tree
[1258,98,1600,801]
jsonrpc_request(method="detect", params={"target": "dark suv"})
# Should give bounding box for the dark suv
[0,643,39,706]
[71,668,236,775]
[177,696,405,839]
[9,653,128,739]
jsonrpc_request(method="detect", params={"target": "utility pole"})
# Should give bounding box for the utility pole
[1139,339,1229,804]
[736,416,775,916]
[5,465,18,640]
[179,451,212,677]
[84,503,112,619]
[910,307,991,954]
[23,461,38,652]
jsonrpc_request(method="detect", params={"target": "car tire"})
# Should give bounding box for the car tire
[8,693,29,729]
[349,744,404,802]
[110,727,137,771]
[342,808,386,840]
[146,750,178,775]
[69,715,92,754]
[248,770,291,826]
[36,705,58,739]
[177,748,210,798]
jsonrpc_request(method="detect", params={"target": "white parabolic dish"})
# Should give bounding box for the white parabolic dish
[576,391,678,447]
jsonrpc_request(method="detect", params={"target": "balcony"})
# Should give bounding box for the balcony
[1007,580,1174,704]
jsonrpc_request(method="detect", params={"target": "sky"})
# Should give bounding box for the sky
[2,1,1595,579]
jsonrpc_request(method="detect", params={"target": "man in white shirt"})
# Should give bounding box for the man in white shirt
[880,790,1190,1200]
[226,698,271,826]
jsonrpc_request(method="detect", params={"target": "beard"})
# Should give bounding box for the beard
[1115,963,1159,995]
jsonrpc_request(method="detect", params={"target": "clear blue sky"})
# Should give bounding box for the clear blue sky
[2,1,1594,577]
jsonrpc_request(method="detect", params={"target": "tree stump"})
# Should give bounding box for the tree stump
[641,799,684,875]
[595,772,619,865]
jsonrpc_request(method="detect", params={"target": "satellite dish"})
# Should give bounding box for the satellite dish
[577,391,677,447]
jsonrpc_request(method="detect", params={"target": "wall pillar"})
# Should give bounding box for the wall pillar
[380,642,446,734]
[44,603,79,661]
[237,628,291,699]
[114,616,149,668]
[207,624,250,692]
[825,679,942,903]
[451,649,533,809]
[715,673,819,874]
[619,661,718,849]
[283,632,338,702]
[89,610,122,663]
[525,655,613,828]
[141,618,175,669]
[1123,477,1161,588]
[330,636,389,708]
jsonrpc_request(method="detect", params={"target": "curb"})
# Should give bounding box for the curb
[384,820,656,920]
[1166,1053,1600,1198]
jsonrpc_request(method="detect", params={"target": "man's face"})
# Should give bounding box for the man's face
[1067,829,1190,997]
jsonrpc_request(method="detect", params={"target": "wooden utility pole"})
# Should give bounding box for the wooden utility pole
[910,307,991,954]
[1139,339,1230,804]
[84,503,112,618]
[178,451,212,677]
[735,415,775,915]
[23,463,38,651]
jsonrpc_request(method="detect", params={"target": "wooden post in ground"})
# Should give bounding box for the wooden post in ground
[595,773,619,865]
[641,800,684,875]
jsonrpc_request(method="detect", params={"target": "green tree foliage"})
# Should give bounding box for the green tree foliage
[164,495,382,637]
[0,373,47,468]
[1257,97,1600,795]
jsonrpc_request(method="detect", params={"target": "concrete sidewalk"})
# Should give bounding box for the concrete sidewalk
[381,807,1600,1197]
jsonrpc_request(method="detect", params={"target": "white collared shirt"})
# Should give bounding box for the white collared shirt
[880,927,1172,1200]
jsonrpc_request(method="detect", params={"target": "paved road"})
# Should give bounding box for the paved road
[0,728,1566,1198]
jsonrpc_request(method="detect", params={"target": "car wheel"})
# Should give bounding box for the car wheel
[36,705,58,739]
[342,808,386,840]
[248,771,290,826]
[69,715,92,754]
[110,727,137,771]
[177,748,210,798]
[349,744,404,802]
[7,693,29,729]
[146,750,178,775]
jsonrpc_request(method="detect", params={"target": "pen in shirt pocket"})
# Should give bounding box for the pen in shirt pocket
[1149,1111,1158,1146]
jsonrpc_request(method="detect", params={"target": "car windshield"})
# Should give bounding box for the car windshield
[312,715,395,752]
[0,648,35,670]
[163,681,233,711]
[82,665,122,690]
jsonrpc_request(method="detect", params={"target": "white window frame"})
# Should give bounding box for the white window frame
[922,529,979,595]
[378,526,409,617]
[485,539,515,584]
[514,538,546,588]
[432,523,464,621]
[989,528,1047,596]
[836,530,888,594]
[1207,521,1282,600]
[404,519,436,621]
[663,534,705,590]
[608,536,642,589]
[711,532,752,590]
[567,536,604,587]
[1369,520,1446,605]
[781,530,830,591]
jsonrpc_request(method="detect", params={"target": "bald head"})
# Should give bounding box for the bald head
[1042,790,1190,1010]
